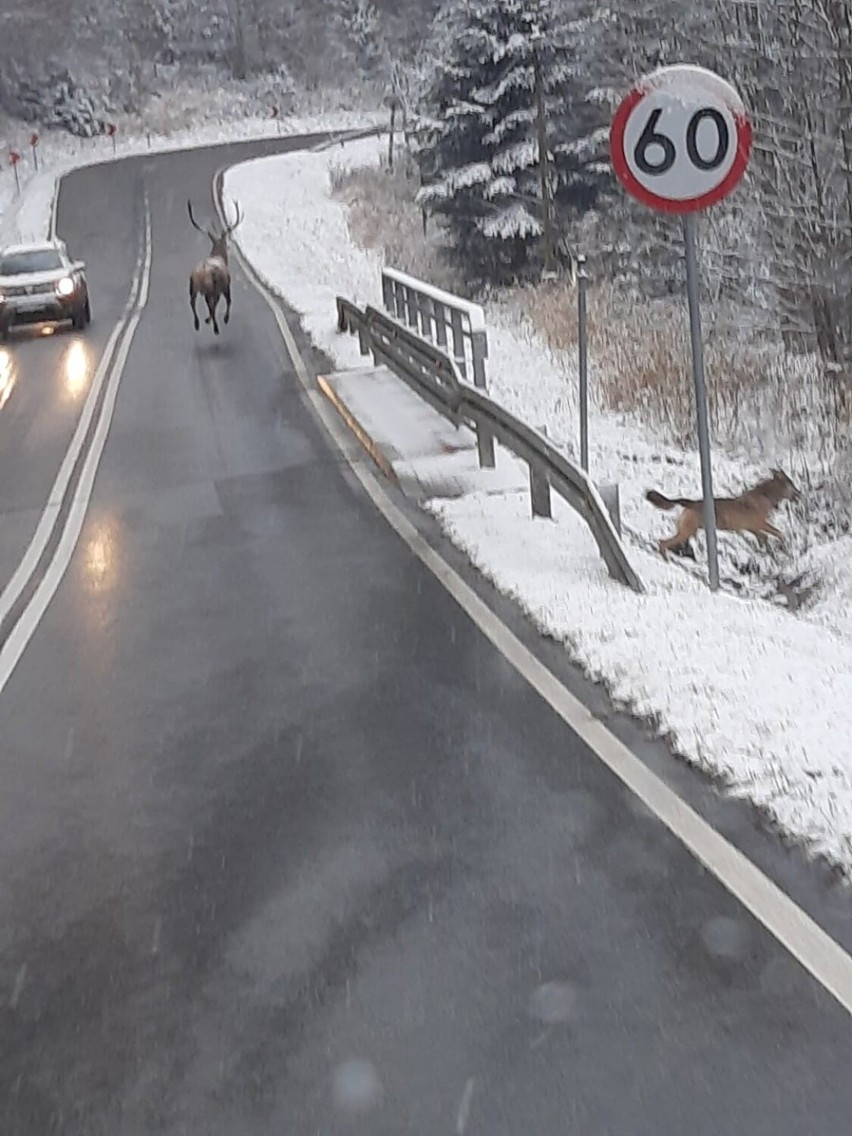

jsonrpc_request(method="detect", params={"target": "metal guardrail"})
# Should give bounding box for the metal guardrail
[381,267,489,389]
[335,296,644,593]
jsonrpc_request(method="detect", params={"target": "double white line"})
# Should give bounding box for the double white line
[0,195,152,696]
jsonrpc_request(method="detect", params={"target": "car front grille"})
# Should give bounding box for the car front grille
[5,281,60,297]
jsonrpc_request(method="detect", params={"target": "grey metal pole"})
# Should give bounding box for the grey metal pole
[682,213,720,591]
[577,254,589,472]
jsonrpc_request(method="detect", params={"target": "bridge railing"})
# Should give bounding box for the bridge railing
[335,296,644,593]
[381,267,488,390]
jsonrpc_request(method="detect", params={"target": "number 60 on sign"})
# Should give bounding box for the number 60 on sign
[610,64,752,215]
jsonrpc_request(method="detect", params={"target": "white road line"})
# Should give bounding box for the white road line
[223,179,852,1017]
[456,1077,476,1134]
[0,196,152,696]
[0,213,147,633]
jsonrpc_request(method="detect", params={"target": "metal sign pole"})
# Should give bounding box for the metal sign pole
[682,212,719,591]
[577,254,589,472]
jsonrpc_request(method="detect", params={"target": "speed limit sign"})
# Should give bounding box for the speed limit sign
[610,64,752,215]
[610,65,753,591]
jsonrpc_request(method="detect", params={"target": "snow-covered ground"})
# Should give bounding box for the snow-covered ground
[225,137,852,876]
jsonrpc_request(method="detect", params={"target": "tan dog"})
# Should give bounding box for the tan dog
[646,468,801,559]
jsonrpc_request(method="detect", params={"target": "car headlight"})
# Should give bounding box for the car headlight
[56,277,75,297]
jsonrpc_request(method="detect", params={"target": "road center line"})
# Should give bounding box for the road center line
[218,167,852,1018]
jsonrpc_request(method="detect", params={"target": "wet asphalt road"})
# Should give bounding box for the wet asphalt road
[0,135,851,1134]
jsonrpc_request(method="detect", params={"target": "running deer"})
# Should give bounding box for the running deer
[187,198,242,335]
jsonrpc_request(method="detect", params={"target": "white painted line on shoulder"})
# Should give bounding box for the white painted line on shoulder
[224,176,852,1017]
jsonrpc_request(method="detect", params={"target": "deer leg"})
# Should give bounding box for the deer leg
[207,296,220,336]
[659,509,700,560]
[760,521,785,546]
[223,284,232,326]
[189,281,200,332]
[670,540,696,561]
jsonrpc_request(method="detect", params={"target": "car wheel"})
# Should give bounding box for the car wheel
[84,297,91,325]
[72,304,86,331]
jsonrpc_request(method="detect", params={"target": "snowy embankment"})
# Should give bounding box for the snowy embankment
[0,108,382,246]
[225,137,852,876]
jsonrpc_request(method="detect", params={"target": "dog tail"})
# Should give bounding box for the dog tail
[646,489,693,511]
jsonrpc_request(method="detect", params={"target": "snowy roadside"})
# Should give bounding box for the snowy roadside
[225,138,852,877]
[0,109,383,247]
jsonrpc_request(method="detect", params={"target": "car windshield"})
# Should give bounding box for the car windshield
[0,250,63,275]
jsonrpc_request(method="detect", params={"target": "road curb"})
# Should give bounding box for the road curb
[317,374,399,486]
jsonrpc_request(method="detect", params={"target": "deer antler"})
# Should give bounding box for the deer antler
[224,200,243,235]
[187,199,216,241]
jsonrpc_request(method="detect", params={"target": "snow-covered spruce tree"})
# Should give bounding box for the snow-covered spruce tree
[413,0,610,283]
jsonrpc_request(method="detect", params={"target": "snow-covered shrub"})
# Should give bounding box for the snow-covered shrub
[10,71,106,137]
[331,155,459,292]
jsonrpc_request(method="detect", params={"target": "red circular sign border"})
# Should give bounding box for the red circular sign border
[610,82,752,215]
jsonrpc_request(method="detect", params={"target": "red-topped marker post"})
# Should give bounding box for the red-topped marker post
[9,148,21,193]
[610,65,752,590]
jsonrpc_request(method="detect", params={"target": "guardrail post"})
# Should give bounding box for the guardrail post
[393,280,406,322]
[382,272,394,313]
[433,301,448,349]
[450,309,468,380]
[530,462,552,518]
[419,294,434,341]
[471,329,488,389]
[405,285,419,331]
[477,423,495,469]
[598,484,622,536]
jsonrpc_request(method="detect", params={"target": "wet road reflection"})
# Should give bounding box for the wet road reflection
[84,515,120,595]
[62,338,91,400]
